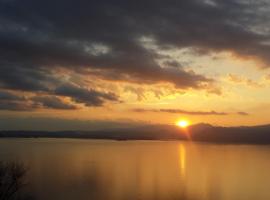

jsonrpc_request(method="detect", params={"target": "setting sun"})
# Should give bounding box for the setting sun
[176,120,190,128]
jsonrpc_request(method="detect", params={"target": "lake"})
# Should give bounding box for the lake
[0,138,270,200]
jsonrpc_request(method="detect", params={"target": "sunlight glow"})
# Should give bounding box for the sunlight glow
[176,120,190,128]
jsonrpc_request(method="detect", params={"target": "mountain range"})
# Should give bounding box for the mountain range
[1,123,270,144]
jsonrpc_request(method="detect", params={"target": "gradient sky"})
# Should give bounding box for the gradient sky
[1,0,270,130]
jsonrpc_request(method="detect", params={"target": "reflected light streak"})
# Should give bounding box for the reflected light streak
[182,127,192,141]
[178,144,186,177]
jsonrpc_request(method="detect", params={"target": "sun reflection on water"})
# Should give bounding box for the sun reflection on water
[178,144,186,178]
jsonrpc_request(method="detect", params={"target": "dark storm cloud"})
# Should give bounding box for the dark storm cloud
[0,84,118,110]
[0,90,32,111]
[31,96,78,110]
[0,101,33,111]
[132,108,249,116]
[1,0,268,62]
[0,63,120,108]
[88,68,211,89]
[0,0,269,110]
[55,84,119,106]
[0,65,60,92]
[0,90,25,101]
[0,90,78,111]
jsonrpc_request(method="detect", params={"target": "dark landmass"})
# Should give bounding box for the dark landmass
[2,123,270,144]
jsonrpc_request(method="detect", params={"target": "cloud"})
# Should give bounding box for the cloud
[159,109,228,115]
[227,74,263,88]
[1,0,246,93]
[132,108,249,116]
[31,96,78,110]
[0,0,270,111]
[0,80,120,110]
[87,67,212,89]
[132,108,228,115]
[0,90,78,111]
[55,83,120,107]
[0,91,32,111]
[0,65,60,92]
[0,90,25,101]
[237,111,249,116]
[124,86,146,101]
[0,101,33,111]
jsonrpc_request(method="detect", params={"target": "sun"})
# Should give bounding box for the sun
[176,120,190,128]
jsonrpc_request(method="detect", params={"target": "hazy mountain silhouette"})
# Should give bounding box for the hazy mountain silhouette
[2,123,270,144]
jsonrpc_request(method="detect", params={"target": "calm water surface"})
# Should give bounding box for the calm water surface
[0,138,270,200]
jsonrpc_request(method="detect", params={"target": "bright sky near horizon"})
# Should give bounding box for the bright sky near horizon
[1,0,270,129]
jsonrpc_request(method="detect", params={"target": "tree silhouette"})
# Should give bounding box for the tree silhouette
[0,162,33,200]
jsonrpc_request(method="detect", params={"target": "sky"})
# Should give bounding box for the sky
[1,0,270,130]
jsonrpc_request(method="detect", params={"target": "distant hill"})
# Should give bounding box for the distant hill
[1,123,270,144]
